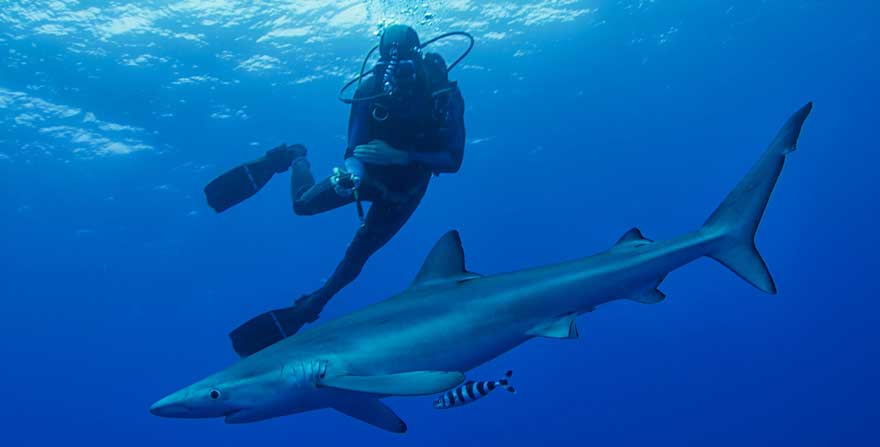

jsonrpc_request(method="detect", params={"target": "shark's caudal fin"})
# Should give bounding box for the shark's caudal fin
[701,102,813,294]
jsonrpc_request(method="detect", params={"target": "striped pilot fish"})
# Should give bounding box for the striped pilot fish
[433,371,516,410]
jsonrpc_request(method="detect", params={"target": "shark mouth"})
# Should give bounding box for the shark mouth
[224,408,262,424]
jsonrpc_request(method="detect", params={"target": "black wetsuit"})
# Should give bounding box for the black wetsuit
[289,56,466,316]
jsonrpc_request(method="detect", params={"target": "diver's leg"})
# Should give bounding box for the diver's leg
[228,185,427,355]
[290,156,354,215]
[295,185,428,319]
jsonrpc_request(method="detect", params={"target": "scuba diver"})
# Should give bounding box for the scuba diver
[203,25,473,357]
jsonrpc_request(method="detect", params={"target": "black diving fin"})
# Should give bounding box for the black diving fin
[229,304,317,357]
[204,144,299,213]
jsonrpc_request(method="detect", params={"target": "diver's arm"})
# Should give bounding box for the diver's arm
[410,86,465,174]
[344,82,375,160]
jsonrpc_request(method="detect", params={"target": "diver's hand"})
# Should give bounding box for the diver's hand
[353,140,410,166]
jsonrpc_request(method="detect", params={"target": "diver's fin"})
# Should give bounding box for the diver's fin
[331,398,407,434]
[702,102,813,294]
[205,144,308,213]
[204,152,287,213]
[320,371,465,396]
[527,314,579,339]
[411,231,481,289]
[228,306,312,357]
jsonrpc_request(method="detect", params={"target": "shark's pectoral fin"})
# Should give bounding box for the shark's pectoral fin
[331,397,407,433]
[528,314,579,339]
[319,371,465,396]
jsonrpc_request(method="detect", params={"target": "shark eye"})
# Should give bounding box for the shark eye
[209,389,221,400]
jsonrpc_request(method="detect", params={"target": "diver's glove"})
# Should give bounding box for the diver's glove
[353,139,410,166]
[265,143,306,173]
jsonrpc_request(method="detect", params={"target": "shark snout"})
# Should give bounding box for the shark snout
[150,390,193,418]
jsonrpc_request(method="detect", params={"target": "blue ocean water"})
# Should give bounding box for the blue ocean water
[1,0,877,445]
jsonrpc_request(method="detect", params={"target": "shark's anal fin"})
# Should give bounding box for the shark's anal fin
[627,275,668,304]
[411,231,481,290]
[320,371,465,396]
[331,398,407,434]
[629,288,666,304]
[528,314,579,339]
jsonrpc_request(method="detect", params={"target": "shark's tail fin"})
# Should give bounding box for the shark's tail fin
[701,102,813,294]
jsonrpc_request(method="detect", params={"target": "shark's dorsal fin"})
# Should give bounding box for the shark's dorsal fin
[319,370,465,396]
[411,231,481,289]
[614,227,653,249]
[528,314,579,339]
[331,398,407,433]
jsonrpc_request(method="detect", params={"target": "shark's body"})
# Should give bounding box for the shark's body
[151,103,813,433]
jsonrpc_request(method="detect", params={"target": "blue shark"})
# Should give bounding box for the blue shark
[150,103,813,433]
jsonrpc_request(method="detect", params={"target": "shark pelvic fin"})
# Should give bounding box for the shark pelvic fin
[528,314,579,339]
[320,371,465,396]
[331,398,407,433]
[411,231,481,289]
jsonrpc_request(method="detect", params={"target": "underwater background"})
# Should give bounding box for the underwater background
[1,0,877,445]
